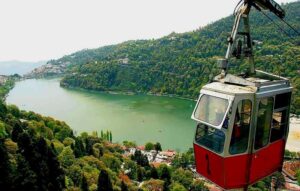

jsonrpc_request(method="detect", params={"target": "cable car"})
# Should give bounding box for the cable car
[191,0,293,190]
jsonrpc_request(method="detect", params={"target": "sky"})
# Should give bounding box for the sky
[0,0,295,62]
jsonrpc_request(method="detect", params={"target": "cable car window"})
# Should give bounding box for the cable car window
[194,95,229,126]
[195,123,225,153]
[229,100,252,155]
[274,93,291,109]
[254,97,274,150]
[270,110,288,142]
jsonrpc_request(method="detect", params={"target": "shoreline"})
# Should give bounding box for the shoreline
[7,78,300,153]
[60,82,197,102]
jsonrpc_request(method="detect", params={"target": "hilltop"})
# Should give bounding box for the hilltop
[26,1,300,114]
[27,2,300,114]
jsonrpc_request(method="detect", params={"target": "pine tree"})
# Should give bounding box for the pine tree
[109,131,112,142]
[14,154,38,191]
[160,166,171,191]
[0,101,7,119]
[150,166,159,179]
[101,130,104,139]
[81,175,89,191]
[17,133,65,191]
[0,139,12,190]
[121,181,128,191]
[97,169,113,191]
[11,122,23,142]
[47,141,66,191]
[137,166,144,182]
[74,137,85,157]
[154,142,162,152]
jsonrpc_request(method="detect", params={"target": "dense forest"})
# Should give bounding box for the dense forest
[1,79,299,191]
[0,86,207,190]
[2,1,299,191]
[41,1,300,114]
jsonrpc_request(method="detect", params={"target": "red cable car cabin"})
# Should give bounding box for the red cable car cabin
[189,0,294,189]
[191,71,292,190]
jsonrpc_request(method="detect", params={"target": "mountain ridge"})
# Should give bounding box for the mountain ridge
[27,1,300,114]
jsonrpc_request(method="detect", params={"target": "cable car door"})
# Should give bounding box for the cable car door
[250,93,291,183]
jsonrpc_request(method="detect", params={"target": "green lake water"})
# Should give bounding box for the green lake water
[6,79,197,151]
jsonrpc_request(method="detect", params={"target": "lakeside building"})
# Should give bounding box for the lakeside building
[0,75,8,85]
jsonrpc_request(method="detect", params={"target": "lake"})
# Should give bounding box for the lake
[6,79,197,151]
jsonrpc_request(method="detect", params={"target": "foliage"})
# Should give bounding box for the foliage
[142,179,164,191]
[52,1,300,114]
[100,130,112,142]
[131,150,149,167]
[123,140,137,148]
[154,142,162,151]
[158,164,171,191]
[145,142,155,151]
[97,169,113,191]
[190,179,209,191]
[169,182,187,191]
[171,168,193,189]
[58,146,76,168]
[296,170,300,185]
[172,148,194,169]
[0,78,15,100]
[249,172,285,190]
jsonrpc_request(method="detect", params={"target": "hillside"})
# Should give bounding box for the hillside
[29,1,300,115]
[1,79,299,190]
[0,86,208,190]
[0,60,45,75]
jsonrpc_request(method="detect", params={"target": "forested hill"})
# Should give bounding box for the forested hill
[36,1,300,114]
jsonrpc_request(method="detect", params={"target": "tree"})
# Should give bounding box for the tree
[154,142,162,152]
[55,126,73,142]
[97,169,113,191]
[63,137,75,147]
[171,168,193,189]
[159,165,171,191]
[124,159,138,180]
[8,104,21,118]
[100,130,104,139]
[137,166,145,182]
[81,175,89,191]
[142,179,164,191]
[58,146,75,168]
[123,140,136,148]
[74,137,85,158]
[0,121,8,138]
[85,136,101,155]
[121,181,128,191]
[109,131,112,142]
[297,170,300,185]
[67,164,83,187]
[11,122,23,142]
[170,182,187,191]
[0,101,7,119]
[145,142,155,151]
[131,150,149,167]
[14,154,38,191]
[101,153,121,172]
[150,166,159,179]
[0,139,12,189]
[93,143,104,158]
[190,179,209,191]
[47,142,66,191]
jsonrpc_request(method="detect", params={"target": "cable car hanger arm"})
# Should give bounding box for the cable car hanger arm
[221,0,286,76]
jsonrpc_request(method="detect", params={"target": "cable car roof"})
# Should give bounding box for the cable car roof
[202,82,255,96]
[203,70,292,96]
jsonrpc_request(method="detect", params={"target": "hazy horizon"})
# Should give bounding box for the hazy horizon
[0,0,296,62]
